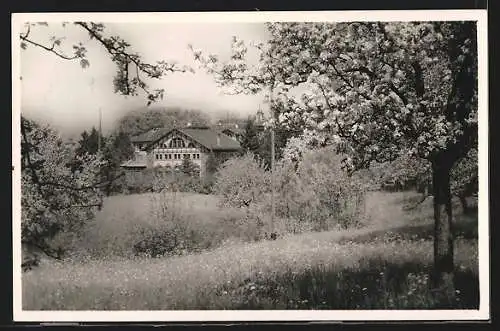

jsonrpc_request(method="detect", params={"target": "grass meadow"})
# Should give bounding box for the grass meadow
[22,191,479,310]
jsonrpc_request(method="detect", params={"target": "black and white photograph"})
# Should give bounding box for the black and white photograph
[12,10,489,321]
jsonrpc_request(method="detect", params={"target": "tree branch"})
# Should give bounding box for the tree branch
[75,22,187,78]
[19,35,78,60]
[21,119,44,197]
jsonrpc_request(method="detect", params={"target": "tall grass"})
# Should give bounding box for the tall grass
[70,192,266,259]
[23,234,478,310]
[23,191,479,310]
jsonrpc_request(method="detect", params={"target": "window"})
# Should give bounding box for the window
[185,154,190,159]
[168,154,172,159]
[169,137,185,148]
[187,142,195,148]
[159,154,163,160]
[155,154,159,160]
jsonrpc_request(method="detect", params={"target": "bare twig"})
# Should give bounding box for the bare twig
[20,35,78,60]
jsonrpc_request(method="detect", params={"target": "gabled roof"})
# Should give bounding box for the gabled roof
[222,127,245,135]
[181,128,241,151]
[131,127,170,143]
[145,127,241,152]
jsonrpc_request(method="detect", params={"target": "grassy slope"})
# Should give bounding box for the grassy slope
[22,191,479,310]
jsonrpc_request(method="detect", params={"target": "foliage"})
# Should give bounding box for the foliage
[75,127,106,156]
[194,21,478,293]
[370,146,477,206]
[72,127,134,196]
[67,192,272,259]
[19,21,193,264]
[205,151,236,177]
[240,117,260,153]
[101,130,135,195]
[180,158,200,177]
[20,22,193,104]
[255,126,299,169]
[450,148,478,198]
[272,147,367,230]
[370,153,432,192]
[21,117,105,260]
[214,153,270,208]
[195,22,477,168]
[120,167,209,195]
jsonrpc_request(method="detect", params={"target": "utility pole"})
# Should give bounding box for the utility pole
[271,121,275,234]
[270,86,275,236]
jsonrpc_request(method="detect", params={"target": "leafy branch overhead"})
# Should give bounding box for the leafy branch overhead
[193,21,478,297]
[193,22,477,171]
[20,21,195,105]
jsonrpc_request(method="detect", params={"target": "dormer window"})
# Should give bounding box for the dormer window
[169,137,185,148]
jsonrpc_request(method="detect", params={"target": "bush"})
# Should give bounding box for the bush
[213,153,271,208]
[271,147,367,230]
[121,166,210,195]
[72,190,271,260]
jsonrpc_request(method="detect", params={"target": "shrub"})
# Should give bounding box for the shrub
[213,153,271,208]
[271,147,367,230]
[121,166,210,195]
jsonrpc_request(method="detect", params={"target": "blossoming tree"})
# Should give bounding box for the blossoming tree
[193,21,478,298]
[19,22,193,262]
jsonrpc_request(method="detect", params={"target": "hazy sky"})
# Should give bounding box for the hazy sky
[20,22,270,136]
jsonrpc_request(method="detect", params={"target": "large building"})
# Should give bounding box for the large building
[217,108,267,142]
[121,126,242,177]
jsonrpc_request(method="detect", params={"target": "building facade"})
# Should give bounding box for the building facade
[121,126,241,177]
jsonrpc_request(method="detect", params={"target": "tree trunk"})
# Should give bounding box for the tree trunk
[459,194,470,215]
[431,161,456,306]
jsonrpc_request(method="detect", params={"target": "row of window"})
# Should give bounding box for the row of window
[165,137,196,149]
[155,153,201,160]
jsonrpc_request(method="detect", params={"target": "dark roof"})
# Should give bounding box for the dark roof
[222,127,245,135]
[131,127,170,143]
[178,128,241,151]
[144,127,241,152]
